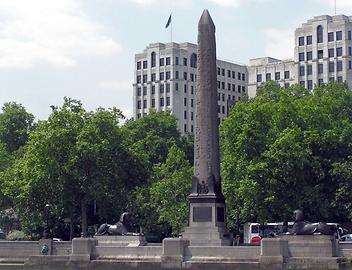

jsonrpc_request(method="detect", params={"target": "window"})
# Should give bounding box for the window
[228,83,231,91]
[222,106,225,114]
[318,63,323,74]
[191,125,193,133]
[318,78,324,86]
[349,31,352,40]
[232,71,236,78]
[143,86,147,95]
[160,72,164,80]
[237,72,241,80]
[284,82,290,88]
[328,32,334,42]
[217,67,220,75]
[299,36,304,46]
[190,73,194,81]
[152,99,155,108]
[217,81,220,88]
[222,82,225,89]
[191,112,194,121]
[175,57,179,65]
[222,93,225,102]
[166,71,171,80]
[191,99,194,108]
[143,74,147,83]
[160,84,164,93]
[257,74,262,82]
[227,70,231,77]
[328,48,334,58]
[137,87,141,96]
[317,25,323,43]
[232,84,236,91]
[349,61,352,70]
[284,71,290,79]
[337,76,343,82]
[242,86,246,92]
[336,47,343,57]
[160,58,164,66]
[137,113,141,119]
[175,71,179,79]
[317,50,323,59]
[307,51,312,61]
[137,75,141,83]
[275,72,280,80]
[336,31,342,40]
[329,62,334,73]
[137,61,141,70]
[166,83,170,92]
[175,83,178,91]
[184,84,187,93]
[307,64,312,75]
[299,66,305,76]
[184,72,187,80]
[143,99,147,108]
[307,35,312,45]
[184,124,187,133]
[329,77,335,82]
[266,73,271,81]
[217,93,220,101]
[160,97,164,106]
[299,52,305,61]
[184,97,187,106]
[307,80,313,90]
[242,73,246,81]
[151,73,156,82]
[190,53,197,68]
[191,86,194,94]
[337,61,343,72]
[183,58,187,66]
[137,100,141,109]
[151,52,156,67]
[300,81,305,86]
[166,97,170,106]
[222,68,225,76]
[349,47,352,56]
[151,85,155,94]
[143,60,147,69]
[238,85,241,93]
[166,57,171,65]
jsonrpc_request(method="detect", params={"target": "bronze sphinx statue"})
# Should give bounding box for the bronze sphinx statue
[95,212,139,236]
[289,210,332,235]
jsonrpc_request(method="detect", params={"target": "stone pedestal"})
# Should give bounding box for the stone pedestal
[161,238,189,267]
[70,237,97,262]
[182,196,232,246]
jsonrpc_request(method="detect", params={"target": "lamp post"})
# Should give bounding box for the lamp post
[43,204,50,239]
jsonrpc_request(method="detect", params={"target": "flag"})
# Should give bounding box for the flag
[165,14,172,28]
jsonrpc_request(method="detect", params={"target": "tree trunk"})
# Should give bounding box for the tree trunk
[69,211,74,240]
[81,197,87,237]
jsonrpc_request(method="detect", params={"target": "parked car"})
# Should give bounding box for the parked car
[339,234,352,242]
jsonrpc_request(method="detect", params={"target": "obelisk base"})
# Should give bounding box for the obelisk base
[182,195,232,246]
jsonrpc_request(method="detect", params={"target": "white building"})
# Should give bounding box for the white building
[133,42,248,133]
[248,15,352,96]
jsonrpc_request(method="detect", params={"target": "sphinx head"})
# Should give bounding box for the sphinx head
[293,209,304,222]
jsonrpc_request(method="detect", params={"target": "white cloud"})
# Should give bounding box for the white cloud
[206,0,268,8]
[264,28,294,60]
[129,0,193,8]
[0,0,121,69]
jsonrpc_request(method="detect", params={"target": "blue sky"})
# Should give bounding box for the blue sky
[0,0,351,120]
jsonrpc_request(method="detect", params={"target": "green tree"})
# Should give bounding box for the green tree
[3,98,145,238]
[0,102,34,152]
[221,81,352,226]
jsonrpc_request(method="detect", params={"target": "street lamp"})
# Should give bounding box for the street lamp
[43,204,50,239]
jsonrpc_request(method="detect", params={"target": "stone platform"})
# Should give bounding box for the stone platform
[94,235,147,247]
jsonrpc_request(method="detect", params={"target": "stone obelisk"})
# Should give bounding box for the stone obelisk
[182,10,232,246]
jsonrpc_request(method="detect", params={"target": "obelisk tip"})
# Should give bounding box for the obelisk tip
[198,9,215,30]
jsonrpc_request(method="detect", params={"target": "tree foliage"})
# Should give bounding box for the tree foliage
[221,81,352,226]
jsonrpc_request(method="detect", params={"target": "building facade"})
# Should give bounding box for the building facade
[134,15,352,133]
[133,42,248,133]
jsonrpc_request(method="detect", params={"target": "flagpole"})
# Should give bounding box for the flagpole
[171,14,173,43]
[334,0,336,15]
